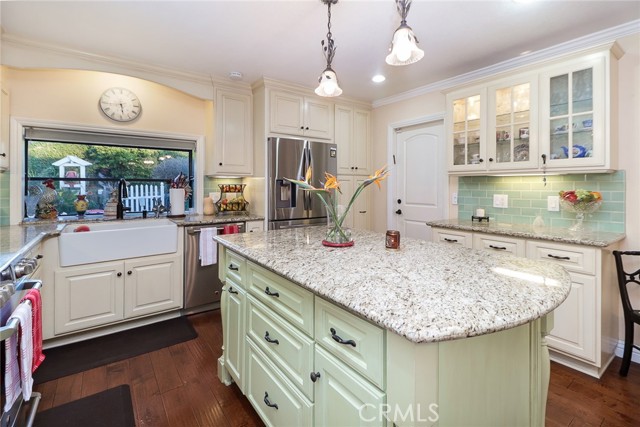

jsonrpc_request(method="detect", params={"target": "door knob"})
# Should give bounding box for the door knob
[395,209,402,215]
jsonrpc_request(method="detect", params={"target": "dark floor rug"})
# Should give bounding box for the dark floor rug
[33,385,135,427]
[34,316,197,384]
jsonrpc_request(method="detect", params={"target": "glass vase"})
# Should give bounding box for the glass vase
[322,223,353,247]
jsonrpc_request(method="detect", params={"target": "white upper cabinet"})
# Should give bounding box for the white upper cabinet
[269,89,334,140]
[0,86,9,171]
[539,51,616,171]
[209,87,253,176]
[335,104,371,175]
[446,44,619,175]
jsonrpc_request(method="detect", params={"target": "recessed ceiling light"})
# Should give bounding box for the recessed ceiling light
[372,75,386,83]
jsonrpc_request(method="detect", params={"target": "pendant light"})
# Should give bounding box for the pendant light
[385,0,424,66]
[315,0,343,97]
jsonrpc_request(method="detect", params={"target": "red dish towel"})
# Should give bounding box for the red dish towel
[21,290,45,372]
[223,224,239,234]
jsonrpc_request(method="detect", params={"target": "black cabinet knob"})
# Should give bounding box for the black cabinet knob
[310,372,321,382]
[219,162,223,166]
[479,158,484,163]
[117,272,122,277]
[489,158,494,162]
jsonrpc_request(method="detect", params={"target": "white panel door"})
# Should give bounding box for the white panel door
[393,121,446,241]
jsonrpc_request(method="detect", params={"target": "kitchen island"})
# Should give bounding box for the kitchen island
[215,227,571,427]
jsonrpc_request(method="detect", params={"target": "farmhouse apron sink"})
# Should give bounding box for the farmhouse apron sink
[58,218,178,267]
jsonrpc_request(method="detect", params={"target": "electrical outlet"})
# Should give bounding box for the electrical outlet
[547,195,560,212]
[493,194,508,208]
[451,192,458,205]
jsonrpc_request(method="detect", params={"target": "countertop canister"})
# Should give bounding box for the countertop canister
[386,230,400,249]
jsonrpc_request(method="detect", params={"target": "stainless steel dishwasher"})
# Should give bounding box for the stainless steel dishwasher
[183,222,245,315]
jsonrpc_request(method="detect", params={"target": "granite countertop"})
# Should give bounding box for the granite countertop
[427,219,625,247]
[215,227,571,344]
[1,214,265,271]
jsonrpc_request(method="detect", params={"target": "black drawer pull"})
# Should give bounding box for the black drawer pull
[265,287,280,297]
[489,245,507,250]
[228,287,238,295]
[547,254,571,260]
[444,238,458,243]
[264,331,279,345]
[330,328,356,347]
[228,265,239,271]
[264,392,278,410]
[310,371,321,382]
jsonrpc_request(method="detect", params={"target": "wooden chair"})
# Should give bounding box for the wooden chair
[612,250,640,376]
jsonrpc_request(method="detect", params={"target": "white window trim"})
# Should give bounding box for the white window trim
[10,117,204,224]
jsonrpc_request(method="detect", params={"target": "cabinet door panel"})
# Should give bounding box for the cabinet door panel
[335,105,354,174]
[546,272,597,362]
[224,280,246,390]
[270,91,304,136]
[352,109,371,174]
[304,98,333,140]
[213,89,253,176]
[0,87,9,170]
[314,346,386,427]
[246,339,313,427]
[54,262,124,334]
[123,255,181,318]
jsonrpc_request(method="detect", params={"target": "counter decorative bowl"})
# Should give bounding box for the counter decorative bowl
[559,189,602,232]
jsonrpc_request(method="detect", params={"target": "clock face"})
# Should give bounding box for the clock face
[99,87,142,122]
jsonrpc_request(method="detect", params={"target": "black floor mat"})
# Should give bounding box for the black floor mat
[34,316,197,384]
[33,385,135,427]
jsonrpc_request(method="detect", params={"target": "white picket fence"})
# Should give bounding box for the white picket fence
[123,183,166,212]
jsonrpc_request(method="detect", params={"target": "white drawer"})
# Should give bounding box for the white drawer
[473,234,526,257]
[526,241,596,275]
[315,297,385,389]
[247,295,315,400]
[432,228,473,248]
[248,261,314,336]
[225,250,246,290]
[246,339,313,427]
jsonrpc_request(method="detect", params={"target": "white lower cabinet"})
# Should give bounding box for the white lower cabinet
[432,226,618,377]
[54,253,182,335]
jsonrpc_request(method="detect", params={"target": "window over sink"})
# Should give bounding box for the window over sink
[23,127,195,218]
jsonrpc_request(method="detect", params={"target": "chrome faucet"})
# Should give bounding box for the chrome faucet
[152,198,166,218]
[116,178,130,219]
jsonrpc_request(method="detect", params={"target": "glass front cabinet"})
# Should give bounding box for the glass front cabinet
[446,44,620,175]
[539,52,614,170]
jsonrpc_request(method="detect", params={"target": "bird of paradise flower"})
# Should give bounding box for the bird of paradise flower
[285,166,389,243]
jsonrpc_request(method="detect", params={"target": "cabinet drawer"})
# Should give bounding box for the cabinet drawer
[248,261,314,336]
[247,295,315,400]
[473,234,526,257]
[526,241,596,275]
[225,250,246,289]
[246,339,313,427]
[432,229,473,248]
[315,297,385,389]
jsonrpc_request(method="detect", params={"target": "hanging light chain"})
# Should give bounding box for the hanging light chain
[396,0,411,25]
[321,0,338,68]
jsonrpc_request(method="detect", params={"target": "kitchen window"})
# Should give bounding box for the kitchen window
[23,127,195,218]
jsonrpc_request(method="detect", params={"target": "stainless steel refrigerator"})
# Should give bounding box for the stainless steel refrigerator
[268,136,337,230]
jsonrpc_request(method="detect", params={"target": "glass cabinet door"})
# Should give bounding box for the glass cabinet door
[549,68,593,160]
[541,55,605,169]
[452,94,482,167]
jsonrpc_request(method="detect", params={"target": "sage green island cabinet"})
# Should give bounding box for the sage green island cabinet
[216,227,571,427]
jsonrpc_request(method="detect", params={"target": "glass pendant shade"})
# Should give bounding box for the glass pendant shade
[386,24,424,66]
[315,68,343,97]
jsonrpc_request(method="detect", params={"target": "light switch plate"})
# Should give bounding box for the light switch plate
[493,194,508,208]
[451,192,458,205]
[547,195,560,211]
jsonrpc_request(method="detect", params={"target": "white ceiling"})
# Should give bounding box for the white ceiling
[1,1,639,103]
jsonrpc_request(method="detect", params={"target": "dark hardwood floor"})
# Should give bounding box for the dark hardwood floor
[34,310,640,427]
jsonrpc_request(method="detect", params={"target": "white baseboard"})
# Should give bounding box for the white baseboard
[614,339,640,364]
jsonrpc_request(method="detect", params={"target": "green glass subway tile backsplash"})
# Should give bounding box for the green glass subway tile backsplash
[458,171,625,233]
[0,173,9,225]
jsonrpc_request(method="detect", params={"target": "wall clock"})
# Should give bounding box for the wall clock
[99,87,142,122]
